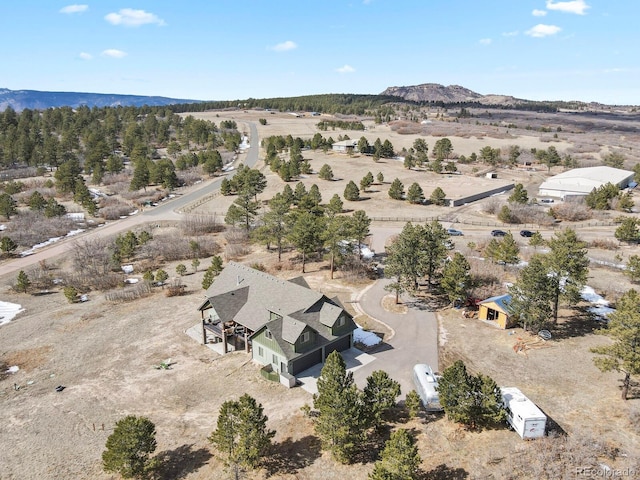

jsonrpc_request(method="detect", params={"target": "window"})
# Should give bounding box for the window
[337,316,346,327]
[301,331,310,343]
[258,346,263,357]
[265,330,272,339]
[272,354,278,364]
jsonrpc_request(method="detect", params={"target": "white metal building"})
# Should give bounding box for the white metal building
[538,166,634,200]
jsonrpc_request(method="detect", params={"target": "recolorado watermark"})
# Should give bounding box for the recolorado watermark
[575,466,637,478]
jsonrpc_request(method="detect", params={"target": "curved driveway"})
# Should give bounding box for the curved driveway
[351,229,440,399]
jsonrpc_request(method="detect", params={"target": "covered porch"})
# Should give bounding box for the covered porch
[202,318,254,354]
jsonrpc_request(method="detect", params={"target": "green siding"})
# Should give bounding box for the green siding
[293,326,316,353]
[252,327,286,372]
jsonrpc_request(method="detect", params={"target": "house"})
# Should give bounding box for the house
[478,294,514,329]
[198,262,357,376]
[331,139,359,154]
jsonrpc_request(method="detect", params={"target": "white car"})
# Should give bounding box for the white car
[447,228,464,236]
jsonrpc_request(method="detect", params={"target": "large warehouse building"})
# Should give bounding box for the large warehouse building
[538,166,635,200]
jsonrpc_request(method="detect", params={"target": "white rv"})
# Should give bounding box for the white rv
[500,387,547,439]
[412,364,443,412]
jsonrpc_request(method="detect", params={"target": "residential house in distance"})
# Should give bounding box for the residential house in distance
[331,139,359,154]
[198,262,357,377]
[478,294,514,329]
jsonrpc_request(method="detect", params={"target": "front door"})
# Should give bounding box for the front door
[280,361,287,374]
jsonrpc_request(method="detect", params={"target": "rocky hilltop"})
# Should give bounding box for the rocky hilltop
[0,88,201,112]
[381,83,522,105]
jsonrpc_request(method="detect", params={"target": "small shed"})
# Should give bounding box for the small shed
[478,294,514,329]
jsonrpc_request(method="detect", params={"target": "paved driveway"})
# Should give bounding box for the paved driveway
[351,278,439,400]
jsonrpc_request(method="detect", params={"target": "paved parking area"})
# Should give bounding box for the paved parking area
[295,347,376,394]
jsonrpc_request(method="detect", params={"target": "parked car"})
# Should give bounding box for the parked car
[539,198,554,204]
[447,228,464,236]
[491,229,507,237]
[520,230,534,237]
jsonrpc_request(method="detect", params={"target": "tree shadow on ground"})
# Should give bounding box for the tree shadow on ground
[155,444,212,480]
[550,307,605,340]
[263,435,322,477]
[421,463,469,480]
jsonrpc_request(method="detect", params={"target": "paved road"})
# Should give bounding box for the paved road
[0,122,259,278]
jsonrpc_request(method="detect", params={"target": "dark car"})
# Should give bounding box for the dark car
[491,229,507,237]
[520,230,534,237]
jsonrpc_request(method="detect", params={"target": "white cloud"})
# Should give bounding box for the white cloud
[102,49,127,59]
[105,9,166,27]
[336,64,355,74]
[79,52,92,60]
[532,9,547,16]
[525,24,562,38]
[479,38,492,45]
[271,40,297,52]
[546,0,590,15]
[60,4,88,14]
[502,31,519,37]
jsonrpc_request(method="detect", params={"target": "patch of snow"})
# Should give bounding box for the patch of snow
[353,327,381,347]
[0,224,6,230]
[588,257,625,270]
[129,209,139,216]
[0,301,25,326]
[125,278,139,284]
[20,229,85,256]
[491,190,508,196]
[6,365,19,374]
[121,265,134,274]
[79,294,88,302]
[581,286,614,320]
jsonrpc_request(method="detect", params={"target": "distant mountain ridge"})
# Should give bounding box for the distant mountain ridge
[0,88,201,111]
[380,83,523,106]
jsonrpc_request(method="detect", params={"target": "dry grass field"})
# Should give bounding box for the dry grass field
[2,107,640,478]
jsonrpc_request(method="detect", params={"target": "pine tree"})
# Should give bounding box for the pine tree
[369,429,421,480]
[0,193,17,219]
[363,370,401,429]
[288,211,325,273]
[406,182,424,204]
[15,270,30,293]
[405,390,422,418]
[429,187,447,206]
[376,172,384,184]
[615,217,640,243]
[625,255,640,283]
[438,360,505,430]
[326,194,344,217]
[496,232,520,265]
[28,191,47,211]
[102,415,157,479]
[319,164,334,180]
[441,252,472,305]
[388,178,405,200]
[545,228,589,323]
[176,264,187,276]
[529,231,544,249]
[313,351,366,463]
[591,289,640,400]
[344,181,360,201]
[508,255,554,332]
[208,394,275,477]
[0,236,17,256]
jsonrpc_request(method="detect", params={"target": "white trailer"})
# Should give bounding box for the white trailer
[500,387,547,439]
[412,364,443,412]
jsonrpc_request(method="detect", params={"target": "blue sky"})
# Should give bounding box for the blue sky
[1,1,638,104]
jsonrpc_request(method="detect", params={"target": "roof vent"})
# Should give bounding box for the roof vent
[237,276,244,286]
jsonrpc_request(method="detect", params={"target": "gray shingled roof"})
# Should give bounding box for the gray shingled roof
[203,262,323,331]
[281,316,308,344]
